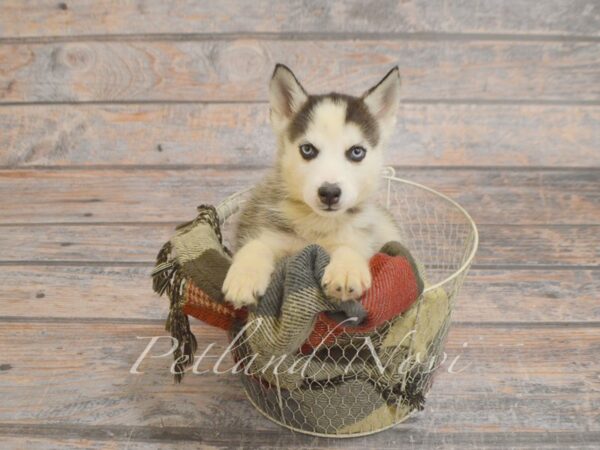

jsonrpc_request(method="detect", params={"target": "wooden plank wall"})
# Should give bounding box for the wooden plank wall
[0,1,599,449]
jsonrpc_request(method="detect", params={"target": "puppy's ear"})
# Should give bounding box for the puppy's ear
[362,67,401,137]
[269,64,308,131]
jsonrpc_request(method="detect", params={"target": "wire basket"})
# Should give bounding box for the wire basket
[216,167,478,437]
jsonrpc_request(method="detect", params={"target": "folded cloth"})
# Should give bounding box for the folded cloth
[152,204,449,434]
[152,205,424,377]
[303,241,424,352]
[152,205,239,380]
[234,285,449,434]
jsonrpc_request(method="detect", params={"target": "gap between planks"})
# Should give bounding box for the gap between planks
[0,316,598,329]
[2,31,600,46]
[0,261,598,271]
[1,99,600,107]
[0,221,599,227]
[1,164,599,172]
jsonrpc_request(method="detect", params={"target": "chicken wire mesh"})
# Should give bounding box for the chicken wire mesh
[216,167,478,437]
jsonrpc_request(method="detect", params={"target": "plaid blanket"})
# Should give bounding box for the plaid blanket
[152,205,449,434]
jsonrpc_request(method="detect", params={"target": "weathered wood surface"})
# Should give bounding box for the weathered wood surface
[1,430,598,450]
[2,40,600,103]
[0,265,167,321]
[2,103,599,168]
[1,266,598,323]
[1,168,598,224]
[0,323,597,443]
[0,224,597,267]
[1,0,599,38]
[1,1,599,447]
[0,437,208,450]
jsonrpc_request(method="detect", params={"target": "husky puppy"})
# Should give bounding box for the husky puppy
[222,64,402,309]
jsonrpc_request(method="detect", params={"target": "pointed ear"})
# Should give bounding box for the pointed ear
[362,67,401,133]
[269,64,308,130]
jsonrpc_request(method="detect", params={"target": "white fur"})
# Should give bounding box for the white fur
[279,99,384,217]
[223,66,401,307]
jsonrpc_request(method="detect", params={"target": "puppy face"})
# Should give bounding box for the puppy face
[269,65,401,216]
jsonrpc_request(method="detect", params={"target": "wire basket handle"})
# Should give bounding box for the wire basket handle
[216,188,251,225]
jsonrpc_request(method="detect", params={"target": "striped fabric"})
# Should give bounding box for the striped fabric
[152,205,449,433]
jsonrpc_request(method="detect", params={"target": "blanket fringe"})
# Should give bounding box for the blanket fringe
[399,369,428,411]
[152,241,197,383]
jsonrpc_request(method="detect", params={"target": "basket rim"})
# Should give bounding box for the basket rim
[216,169,479,294]
[382,171,479,293]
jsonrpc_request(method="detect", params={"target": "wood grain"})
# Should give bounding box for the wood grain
[2,40,600,103]
[0,224,597,267]
[1,103,599,168]
[1,0,599,38]
[1,1,598,448]
[0,428,599,450]
[0,434,257,450]
[0,322,597,438]
[1,266,598,323]
[0,168,598,225]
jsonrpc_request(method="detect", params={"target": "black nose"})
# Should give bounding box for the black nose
[318,183,341,207]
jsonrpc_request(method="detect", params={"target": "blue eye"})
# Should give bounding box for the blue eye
[299,143,319,160]
[347,146,367,162]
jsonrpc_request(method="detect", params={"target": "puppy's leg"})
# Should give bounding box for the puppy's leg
[223,230,303,309]
[222,238,275,309]
[322,246,372,301]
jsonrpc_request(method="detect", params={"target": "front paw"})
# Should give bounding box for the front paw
[322,248,372,301]
[222,257,273,309]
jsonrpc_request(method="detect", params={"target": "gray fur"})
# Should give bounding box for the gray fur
[288,93,379,147]
[236,171,292,246]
